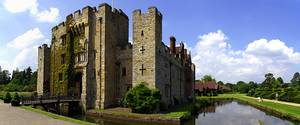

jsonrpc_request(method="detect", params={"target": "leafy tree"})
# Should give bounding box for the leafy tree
[201,75,216,82]
[217,81,224,85]
[261,73,279,88]
[123,83,161,114]
[236,81,249,93]
[0,70,11,84]
[3,92,12,103]
[291,72,300,86]
[248,81,258,90]
[1,67,37,92]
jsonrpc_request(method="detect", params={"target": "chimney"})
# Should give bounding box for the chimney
[170,36,176,53]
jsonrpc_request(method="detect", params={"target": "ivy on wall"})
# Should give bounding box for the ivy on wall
[50,16,85,96]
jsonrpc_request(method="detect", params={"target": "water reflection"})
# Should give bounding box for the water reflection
[73,100,299,125]
[196,101,297,125]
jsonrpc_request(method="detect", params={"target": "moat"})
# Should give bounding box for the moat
[71,100,299,125]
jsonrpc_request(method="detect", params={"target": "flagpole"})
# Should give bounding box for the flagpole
[112,0,114,11]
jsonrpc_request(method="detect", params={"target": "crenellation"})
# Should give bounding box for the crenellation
[74,9,82,19]
[133,9,142,15]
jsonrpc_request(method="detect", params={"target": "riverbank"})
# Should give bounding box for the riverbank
[87,102,196,125]
[198,94,300,122]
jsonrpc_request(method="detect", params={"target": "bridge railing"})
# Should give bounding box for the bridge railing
[21,95,81,105]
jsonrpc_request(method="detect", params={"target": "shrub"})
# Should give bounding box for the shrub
[3,92,12,103]
[11,93,20,106]
[123,83,161,114]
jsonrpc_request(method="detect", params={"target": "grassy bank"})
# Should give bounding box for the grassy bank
[198,94,300,121]
[88,102,197,124]
[20,106,96,125]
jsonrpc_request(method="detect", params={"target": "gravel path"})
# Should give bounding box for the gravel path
[245,96,300,107]
[0,101,78,125]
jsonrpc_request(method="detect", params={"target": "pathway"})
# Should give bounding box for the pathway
[0,101,78,125]
[244,96,300,107]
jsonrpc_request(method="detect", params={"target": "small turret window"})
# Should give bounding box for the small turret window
[122,67,126,76]
[61,54,66,64]
[141,30,144,36]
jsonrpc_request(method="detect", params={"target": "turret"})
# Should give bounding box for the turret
[170,36,176,54]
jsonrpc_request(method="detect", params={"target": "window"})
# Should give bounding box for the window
[141,30,144,36]
[122,67,126,76]
[60,35,66,46]
[61,54,66,64]
[59,73,63,81]
[165,85,169,97]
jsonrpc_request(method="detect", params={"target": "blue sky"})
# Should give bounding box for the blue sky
[0,0,300,83]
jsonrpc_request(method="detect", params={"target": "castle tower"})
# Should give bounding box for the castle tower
[132,7,162,88]
[37,44,51,96]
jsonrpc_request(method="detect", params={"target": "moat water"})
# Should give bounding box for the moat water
[72,100,300,125]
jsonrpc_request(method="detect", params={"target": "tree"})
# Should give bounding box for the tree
[123,83,161,114]
[217,81,224,85]
[262,73,277,88]
[291,72,300,86]
[0,70,11,84]
[236,81,249,93]
[248,81,258,90]
[201,75,216,82]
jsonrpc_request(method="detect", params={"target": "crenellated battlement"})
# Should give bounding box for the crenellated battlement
[133,6,162,18]
[51,3,128,33]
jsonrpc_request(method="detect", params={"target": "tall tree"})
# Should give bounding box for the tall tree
[0,70,11,84]
[217,81,224,85]
[291,72,300,86]
[201,75,216,82]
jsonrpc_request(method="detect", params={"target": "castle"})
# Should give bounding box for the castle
[37,3,195,111]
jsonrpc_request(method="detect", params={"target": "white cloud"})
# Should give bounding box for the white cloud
[3,0,38,13]
[12,45,38,70]
[1,28,48,71]
[192,30,300,83]
[3,0,59,23]
[7,28,44,49]
[35,7,59,23]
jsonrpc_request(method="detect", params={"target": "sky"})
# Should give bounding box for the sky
[0,0,300,83]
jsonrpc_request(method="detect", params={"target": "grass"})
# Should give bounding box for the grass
[20,106,96,125]
[90,102,196,120]
[165,102,195,118]
[198,94,300,121]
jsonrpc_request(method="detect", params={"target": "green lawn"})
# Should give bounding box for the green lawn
[90,102,196,120]
[198,94,300,121]
[20,106,96,125]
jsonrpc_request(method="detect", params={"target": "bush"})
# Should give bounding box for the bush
[123,83,161,114]
[11,93,20,106]
[3,92,12,103]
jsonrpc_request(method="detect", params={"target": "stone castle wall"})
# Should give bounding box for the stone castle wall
[37,44,50,95]
[38,3,195,111]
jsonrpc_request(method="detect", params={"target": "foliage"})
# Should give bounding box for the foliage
[291,72,300,87]
[3,92,11,103]
[123,83,161,114]
[12,92,20,101]
[0,67,37,92]
[11,93,20,106]
[0,69,11,84]
[201,75,216,82]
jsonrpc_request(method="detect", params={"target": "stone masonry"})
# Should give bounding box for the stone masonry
[37,3,195,111]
